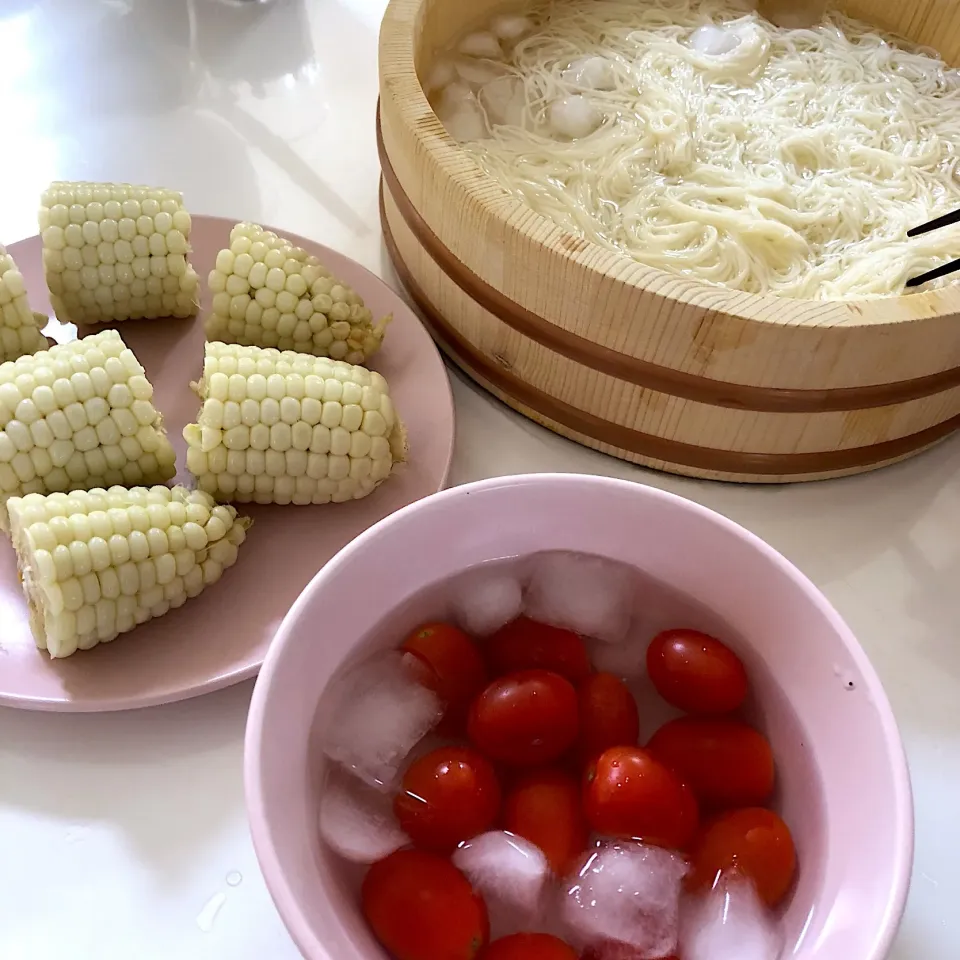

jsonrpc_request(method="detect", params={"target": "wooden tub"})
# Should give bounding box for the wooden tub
[378,0,960,482]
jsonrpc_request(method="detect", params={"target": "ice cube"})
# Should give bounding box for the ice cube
[525,553,633,643]
[562,841,688,958]
[679,877,782,960]
[459,31,503,59]
[689,25,742,56]
[548,95,602,140]
[479,76,528,128]
[424,59,457,93]
[491,14,533,42]
[452,568,524,636]
[435,83,488,141]
[562,56,616,90]
[455,57,510,88]
[319,768,409,864]
[587,625,649,680]
[452,831,549,936]
[321,651,443,791]
[436,80,476,112]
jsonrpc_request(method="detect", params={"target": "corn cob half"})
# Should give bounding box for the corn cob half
[8,485,251,658]
[204,222,390,362]
[0,244,48,362]
[39,181,200,325]
[0,329,177,529]
[184,342,407,505]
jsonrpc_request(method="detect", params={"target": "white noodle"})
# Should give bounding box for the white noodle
[431,0,960,299]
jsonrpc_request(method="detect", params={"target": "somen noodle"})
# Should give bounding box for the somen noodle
[428,0,960,299]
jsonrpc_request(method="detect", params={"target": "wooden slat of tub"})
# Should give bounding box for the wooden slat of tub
[382,180,960,454]
[382,180,960,480]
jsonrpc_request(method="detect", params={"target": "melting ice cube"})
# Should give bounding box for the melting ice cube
[587,623,650,680]
[480,76,528,129]
[435,83,488,142]
[319,768,410,864]
[547,95,603,140]
[525,553,633,642]
[424,59,457,94]
[320,651,443,791]
[562,841,688,958]
[453,831,550,936]
[679,876,782,960]
[459,31,503,59]
[562,56,616,90]
[456,57,510,88]
[689,25,742,56]
[452,568,524,636]
[491,14,533,42]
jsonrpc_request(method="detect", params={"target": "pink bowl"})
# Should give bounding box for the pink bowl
[244,473,913,960]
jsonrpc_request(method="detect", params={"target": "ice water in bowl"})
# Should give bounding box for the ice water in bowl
[311,550,815,960]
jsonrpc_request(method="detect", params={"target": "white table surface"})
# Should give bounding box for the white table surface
[0,0,956,957]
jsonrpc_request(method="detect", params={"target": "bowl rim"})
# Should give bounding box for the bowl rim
[244,473,914,960]
[378,0,960,329]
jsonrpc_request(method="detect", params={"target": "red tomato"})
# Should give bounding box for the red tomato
[647,718,774,809]
[362,849,489,960]
[578,672,640,761]
[402,622,488,731]
[646,629,748,715]
[688,807,797,907]
[468,670,579,767]
[481,933,579,960]
[485,617,592,684]
[583,746,698,850]
[394,746,502,853]
[503,768,589,876]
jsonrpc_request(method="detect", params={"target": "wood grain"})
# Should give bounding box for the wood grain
[378,0,960,482]
[382,180,959,479]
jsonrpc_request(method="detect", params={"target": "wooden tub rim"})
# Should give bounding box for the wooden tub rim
[378,0,960,334]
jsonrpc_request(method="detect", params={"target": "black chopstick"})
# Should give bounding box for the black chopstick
[907,208,960,237]
[905,208,960,287]
[906,257,960,288]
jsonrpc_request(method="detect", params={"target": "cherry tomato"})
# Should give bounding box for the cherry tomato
[481,933,579,960]
[583,746,698,850]
[485,617,592,684]
[402,622,488,731]
[503,768,589,875]
[394,746,502,853]
[646,717,774,809]
[362,849,489,960]
[646,629,748,715]
[688,807,797,907]
[468,670,579,767]
[578,672,640,761]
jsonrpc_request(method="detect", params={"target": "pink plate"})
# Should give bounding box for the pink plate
[0,215,455,712]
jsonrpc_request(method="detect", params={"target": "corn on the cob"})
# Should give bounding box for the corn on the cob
[0,329,177,530]
[204,223,390,362]
[8,485,251,658]
[184,341,407,505]
[39,181,200,325]
[0,244,48,361]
